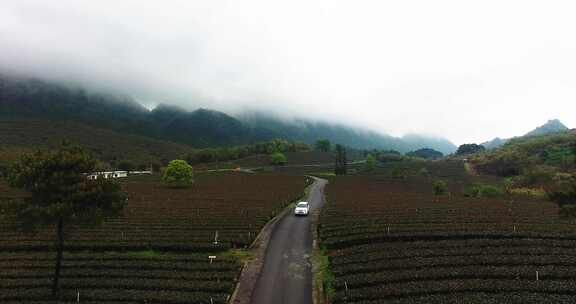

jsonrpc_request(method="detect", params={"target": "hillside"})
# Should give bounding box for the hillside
[482,119,570,149]
[0,74,457,153]
[473,129,576,177]
[0,118,194,168]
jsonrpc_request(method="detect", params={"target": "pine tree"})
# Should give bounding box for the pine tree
[7,144,127,297]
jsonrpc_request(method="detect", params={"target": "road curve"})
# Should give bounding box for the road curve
[250,177,327,304]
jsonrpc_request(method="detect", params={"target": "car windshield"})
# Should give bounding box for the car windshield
[297,203,308,208]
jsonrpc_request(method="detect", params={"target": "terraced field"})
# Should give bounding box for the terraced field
[0,173,307,303]
[320,161,576,303]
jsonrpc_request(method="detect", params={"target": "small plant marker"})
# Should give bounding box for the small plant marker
[536,271,539,281]
[77,290,80,302]
[209,256,216,264]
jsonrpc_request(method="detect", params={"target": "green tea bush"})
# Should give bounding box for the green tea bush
[464,184,505,198]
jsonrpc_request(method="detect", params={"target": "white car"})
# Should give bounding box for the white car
[294,202,310,216]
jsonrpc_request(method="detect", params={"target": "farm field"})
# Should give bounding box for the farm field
[195,151,364,172]
[319,161,576,303]
[0,173,307,303]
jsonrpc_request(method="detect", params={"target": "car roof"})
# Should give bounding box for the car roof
[298,202,308,205]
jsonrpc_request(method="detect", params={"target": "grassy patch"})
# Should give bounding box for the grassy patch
[464,162,476,175]
[314,247,335,301]
[463,184,505,198]
[125,250,164,259]
[222,249,253,264]
[310,172,336,177]
[510,187,546,198]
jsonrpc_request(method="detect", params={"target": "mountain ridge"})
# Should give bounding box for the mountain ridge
[0,73,457,153]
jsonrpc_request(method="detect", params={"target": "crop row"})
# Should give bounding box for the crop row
[340,291,576,304]
[0,287,229,304]
[1,174,307,250]
[0,173,308,302]
[320,164,576,303]
[333,280,576,303]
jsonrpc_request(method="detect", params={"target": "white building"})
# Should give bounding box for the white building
[87,171,128,180]
[128,170,152,175]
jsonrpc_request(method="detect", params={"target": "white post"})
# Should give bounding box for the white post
[345,281,348,293]
[514,225,516,232]
[77,290,80,302]
[536,271,539,281]
[210,297,214,304]
[387,225,390,234]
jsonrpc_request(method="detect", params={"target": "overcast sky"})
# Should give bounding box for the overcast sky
[1,0,575,144]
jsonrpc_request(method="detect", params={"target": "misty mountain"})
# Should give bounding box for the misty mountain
[481,119,570,149]
[400,134,456,155]
[0,74,457,152]
[481,137,509,150]
[239,113,457,153]
[148,105,277,146]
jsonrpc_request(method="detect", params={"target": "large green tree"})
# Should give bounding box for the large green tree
[163,159,194,187]
[7,144,127,297]
[315,139,332,152]
[456,144,485,156]
[270,152,288,166]
[364,154,377,171]
[572,141,576,167]
[335,144,347,175]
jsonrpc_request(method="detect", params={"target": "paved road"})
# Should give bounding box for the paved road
[251,178,327,304]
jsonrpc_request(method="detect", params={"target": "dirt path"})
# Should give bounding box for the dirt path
[237,178,327,304]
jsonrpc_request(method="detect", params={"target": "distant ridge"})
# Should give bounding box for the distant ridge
[481,119,570,149]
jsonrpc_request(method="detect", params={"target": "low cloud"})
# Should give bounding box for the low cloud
[1,0,575,144]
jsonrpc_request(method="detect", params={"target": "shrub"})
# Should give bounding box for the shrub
[391,166,406,179]
[559,205,576,218]
[162,160,194,188]
[514,168,555,188]
[270,152,287,166]
[364,154,376,171]
[378,153,404,163]
[474,149,528,177]
[433,180,448,196]
[464,184,505,198]
[546,179,576,207]
[419,167,430,177]
[315,139,331,152]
